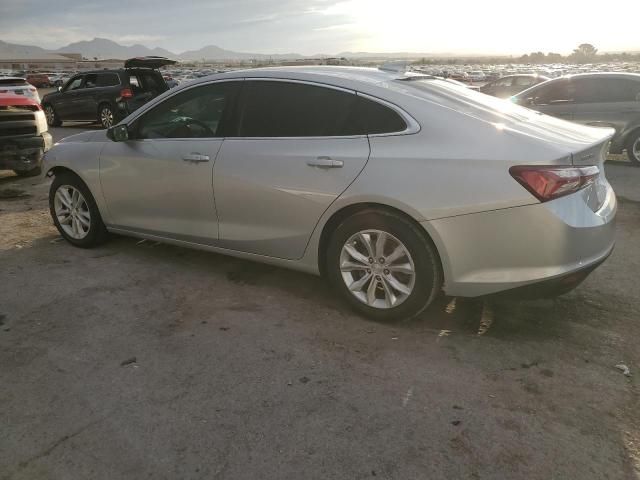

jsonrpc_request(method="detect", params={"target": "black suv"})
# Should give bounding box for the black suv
[42,57,176,129]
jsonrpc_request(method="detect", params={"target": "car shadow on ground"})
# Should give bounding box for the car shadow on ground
[3,230,580,344]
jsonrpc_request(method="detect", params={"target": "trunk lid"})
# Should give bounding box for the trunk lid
[124,56,176,69]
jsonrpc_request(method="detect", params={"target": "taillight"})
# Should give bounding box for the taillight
[509,165,599,202]
[119,87,133,99]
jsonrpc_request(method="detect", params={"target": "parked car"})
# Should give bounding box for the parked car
[0,77,40,102]
[512,73,640,164]
[26,73,51,88]
[468,71,486,82]
[0,93,52,176]
[43,67,616,321]
[41,57,176,129]
[480,74,549,98]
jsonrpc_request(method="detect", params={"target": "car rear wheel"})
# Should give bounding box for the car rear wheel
[49,172,108,248]
[626,130,640,166]
[99,104,115,129]
[43,104,61,127]
[326,209,442,321]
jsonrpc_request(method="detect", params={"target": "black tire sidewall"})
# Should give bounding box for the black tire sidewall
[326,210,442,321]
[44,104,61,127]
[49,173,107,248]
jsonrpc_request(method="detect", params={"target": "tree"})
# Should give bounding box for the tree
[569,43,598,63]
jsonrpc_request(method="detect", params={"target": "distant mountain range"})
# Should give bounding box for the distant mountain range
[0,37,440,62]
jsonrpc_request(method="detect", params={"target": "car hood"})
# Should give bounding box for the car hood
[57,130,108,144]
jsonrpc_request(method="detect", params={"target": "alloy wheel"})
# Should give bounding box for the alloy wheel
[100,107,114,128]
[339,229,416,309]
[54,185,91,239]
[633,137,640,162]
[45,105,55,125]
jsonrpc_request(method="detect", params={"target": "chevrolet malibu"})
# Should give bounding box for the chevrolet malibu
[44,66,616,321]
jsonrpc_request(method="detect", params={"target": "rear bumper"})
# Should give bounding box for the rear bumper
[0,132,52,171]
[422,184,617,297]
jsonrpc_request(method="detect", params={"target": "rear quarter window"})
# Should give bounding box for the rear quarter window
[355,96,407,135]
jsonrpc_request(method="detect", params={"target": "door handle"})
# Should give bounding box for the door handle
[183,153,210,163]
[307,156,343,168]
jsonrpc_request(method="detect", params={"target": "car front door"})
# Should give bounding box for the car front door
[54,75,85,119]
[99,81,241,242]
[527,79,575,120]
[212,80,372,260]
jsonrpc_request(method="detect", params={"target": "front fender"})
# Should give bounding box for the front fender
[44,139,111,223]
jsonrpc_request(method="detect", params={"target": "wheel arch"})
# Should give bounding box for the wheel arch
[317,202,444,280]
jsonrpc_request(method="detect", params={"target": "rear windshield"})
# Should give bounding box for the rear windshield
[126,71,167,96]
[397,78,537,122]
[0,78,29,86]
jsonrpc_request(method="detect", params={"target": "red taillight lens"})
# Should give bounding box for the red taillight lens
[509,165,599,202]
[119,87,133,99]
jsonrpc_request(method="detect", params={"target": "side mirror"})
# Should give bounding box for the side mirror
[107,124,129,142]
[57,86,62,92]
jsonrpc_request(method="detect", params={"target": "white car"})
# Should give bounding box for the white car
[0,77,40,103]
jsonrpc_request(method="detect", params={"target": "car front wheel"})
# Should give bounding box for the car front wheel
[626,130,640,166]
[326,209,442,321]
[49,173,108,248]
[43,104,61,127]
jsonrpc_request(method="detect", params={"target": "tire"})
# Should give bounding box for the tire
[326,209,443,322]
[98,103,116,129]
[49,172,108,248]
[625,130,640,166]
[14,165,42,177]
[43,104,62,127]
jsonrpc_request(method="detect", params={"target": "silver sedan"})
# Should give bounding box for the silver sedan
[43,66,616,321]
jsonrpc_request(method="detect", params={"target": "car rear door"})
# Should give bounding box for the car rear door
[99,81,241,241]
[212,79,370,260]
[571,77,640,137]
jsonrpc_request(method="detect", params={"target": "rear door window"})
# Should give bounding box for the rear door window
[238,81,358,137]
[84,74,98,88]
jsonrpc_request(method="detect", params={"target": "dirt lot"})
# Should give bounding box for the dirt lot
[1,128,639,479]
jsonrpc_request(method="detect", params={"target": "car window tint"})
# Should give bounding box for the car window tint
[239,81,358,137]
[514,76,535,87]
[495,77,513,87]
[354,96,407,134]
[97,73,120,87]
[136,82,239,139]
[84,74,98,88]
[64,76,84,92]
[533,80,574,105]
[0,78,29,86]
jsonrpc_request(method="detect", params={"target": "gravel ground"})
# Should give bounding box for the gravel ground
[0,127,639,479]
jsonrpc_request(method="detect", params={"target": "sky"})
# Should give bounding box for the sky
[2,0,640,55]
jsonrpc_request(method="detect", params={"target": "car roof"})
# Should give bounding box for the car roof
[557,72,640,81]
[206,66,425,87]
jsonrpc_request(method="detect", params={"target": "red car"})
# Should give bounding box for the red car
[0,93,52,176]
[26,73,51,88]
